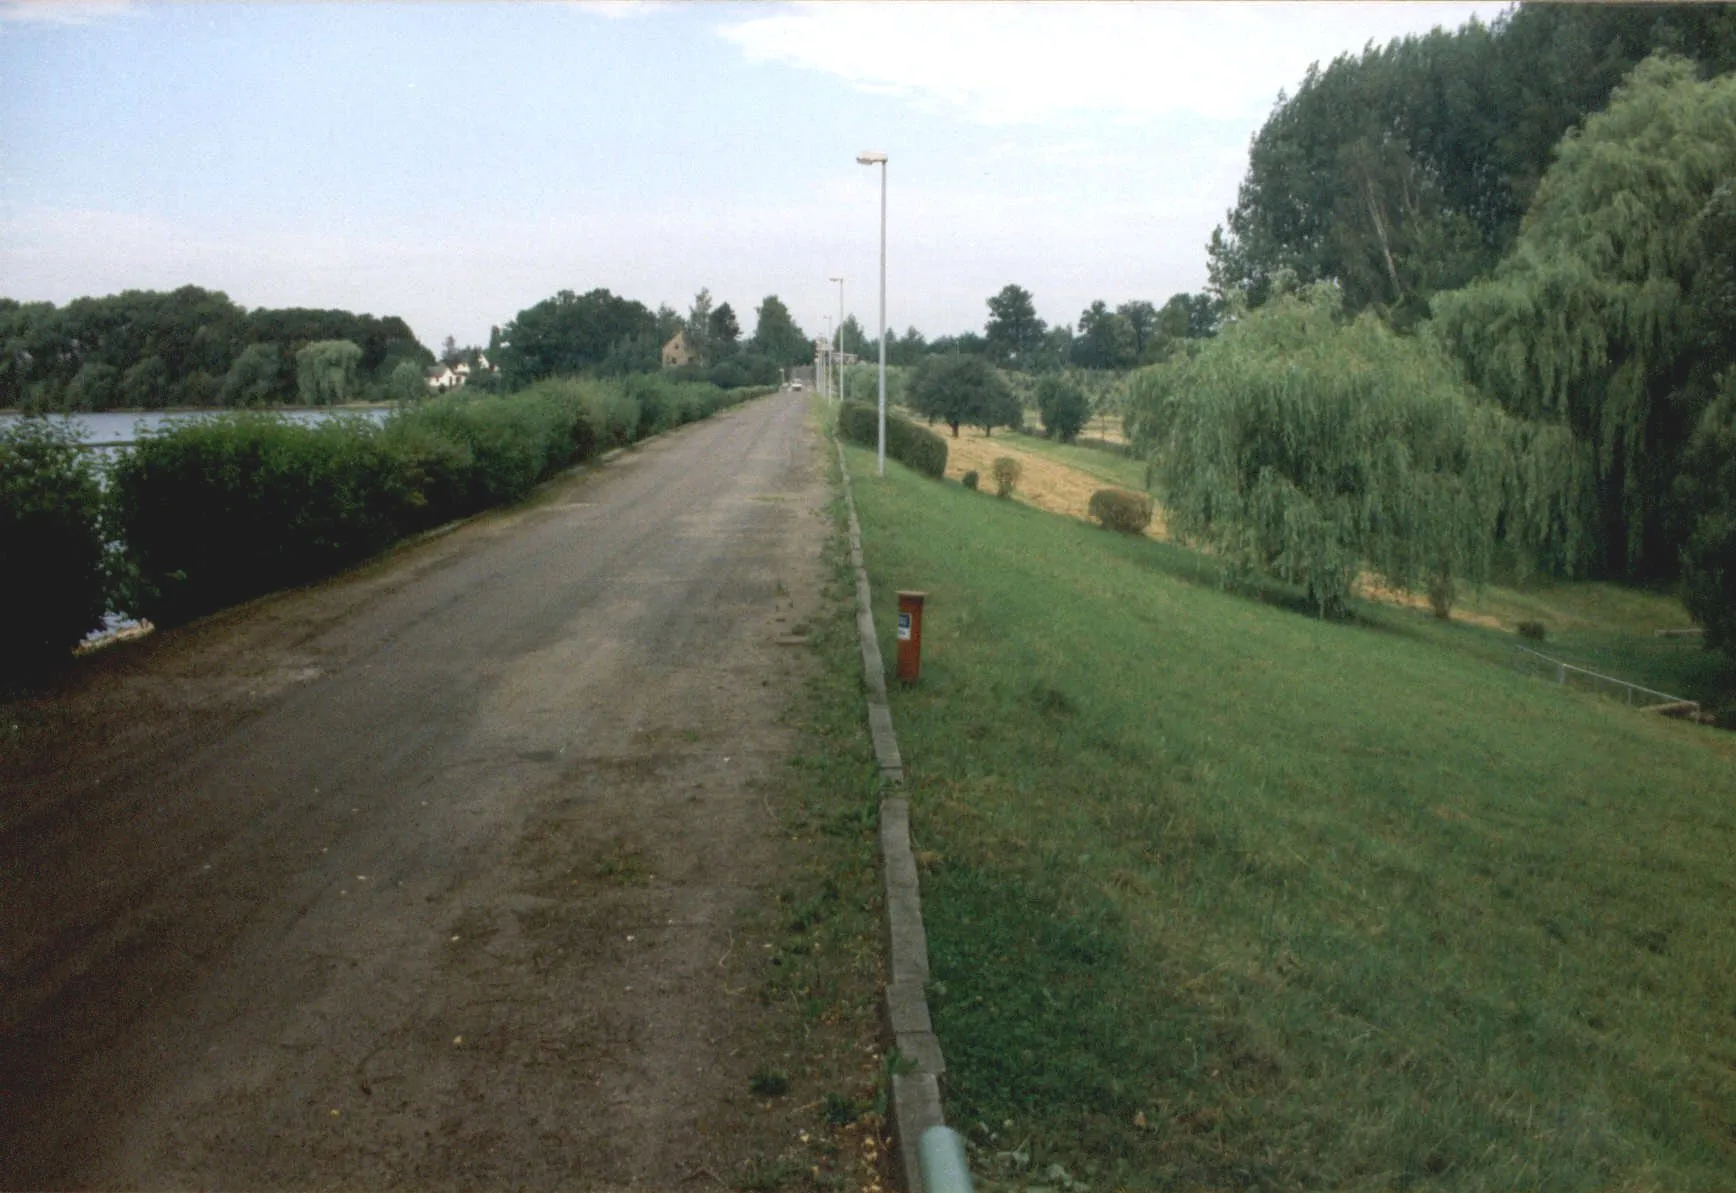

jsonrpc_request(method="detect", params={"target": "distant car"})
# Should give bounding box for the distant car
[790,380,804,390]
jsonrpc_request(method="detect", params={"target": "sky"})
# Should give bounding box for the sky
[0,0,1507,351]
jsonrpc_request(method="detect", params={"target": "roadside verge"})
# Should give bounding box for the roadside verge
[832,436,958,1193]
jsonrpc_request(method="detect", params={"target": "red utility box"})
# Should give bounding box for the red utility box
[895,590,927,684]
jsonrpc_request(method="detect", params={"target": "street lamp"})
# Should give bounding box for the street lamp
[857,151,887,476]
[822,314,833,400]
[829,276,845,403]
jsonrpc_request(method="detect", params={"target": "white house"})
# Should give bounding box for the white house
[426,363,460,391]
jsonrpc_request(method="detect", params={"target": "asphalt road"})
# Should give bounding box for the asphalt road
[0,389,833,1189]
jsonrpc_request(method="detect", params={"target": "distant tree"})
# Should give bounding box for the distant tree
[885,325,927,367]
[65,362,120,411]
[599,331,661,376]
[496,288,659,385]
[1116,300,1158,359]
[120,355,170,409]
[985,284,1046,370]
[295,339,364,406]
[909,353,1016,438]
[1156,292,1220,347]
[172,370,219,409]
[749,295,810,366]
[247,307,429,379]
[1075,301,1136,369]
[708,302,741,356]
[1131,284,1562,619]
[387,359,426,403]
[686,288,715,364]
[928,331,988,358]
[837,314,867,358]
[440,335,462,366]
[1035,324,1075,373]
[1036,375,1090,443]
[1432,55,1736,579]
[222,342,287,406]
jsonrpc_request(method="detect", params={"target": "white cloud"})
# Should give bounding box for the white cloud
[719,1,1505,127]
[0,0,133,26]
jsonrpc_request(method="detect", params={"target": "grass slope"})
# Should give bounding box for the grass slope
[842,443,1736,1191]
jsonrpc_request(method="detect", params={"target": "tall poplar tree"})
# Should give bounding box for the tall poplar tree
[1431,56,1736,579]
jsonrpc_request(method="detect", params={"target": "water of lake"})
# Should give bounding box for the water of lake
[0,407,391,447]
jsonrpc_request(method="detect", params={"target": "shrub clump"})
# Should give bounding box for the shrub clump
[991,456,1021,498]
[1036,375,1090,443]
[838,400,947,478]
[1,418,110,681]
[1517,619,1548,641]
[109,413,412,625]
[961,469,980,491]
[1089,487,1153,535]
[107,377,757,626]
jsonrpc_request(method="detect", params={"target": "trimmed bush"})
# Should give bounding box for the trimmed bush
[962,470,980,491]
[1088,487,1153,534]
[838,400,947,478]
[1,418,110,680]
[109,413,411,625]
[101,376,754,629]
[1036,375,1090,443]
[991,456,1021,498]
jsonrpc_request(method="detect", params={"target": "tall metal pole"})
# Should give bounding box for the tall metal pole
[875,159,887,476]
[857,152,888,476]
[830,276,845,403]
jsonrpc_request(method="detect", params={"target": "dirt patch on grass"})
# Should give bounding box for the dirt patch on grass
[1354,575,1507,630]
[941,427,1171,540]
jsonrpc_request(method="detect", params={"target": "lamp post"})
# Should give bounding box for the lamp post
[822,315,833,401]
[857,151,887,476]
[829,276,845,403]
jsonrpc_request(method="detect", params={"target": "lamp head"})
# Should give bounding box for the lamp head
[856,151,887,165]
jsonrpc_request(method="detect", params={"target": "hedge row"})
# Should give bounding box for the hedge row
[0,419,110,680]
[2,377,774,682]
[837,400,948,479]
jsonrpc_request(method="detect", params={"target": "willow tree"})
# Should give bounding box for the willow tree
[295,339,363,407]
[1431,55,1736,579]
[1129,284,1566,619]
[1676,373,1736,659]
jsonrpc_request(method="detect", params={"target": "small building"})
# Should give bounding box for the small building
[426,363,460,392]
[661,330,693,369]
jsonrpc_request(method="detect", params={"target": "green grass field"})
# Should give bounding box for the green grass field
[840,441,1736,1191]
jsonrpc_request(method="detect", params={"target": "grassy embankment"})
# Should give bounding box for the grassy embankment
[928,422,1726,717]
[839,437,1736,1190]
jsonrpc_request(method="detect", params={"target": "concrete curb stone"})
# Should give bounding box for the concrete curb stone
[833,437,953,1193]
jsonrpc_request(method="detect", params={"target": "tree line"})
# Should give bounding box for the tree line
[0,287,434,412]
[1142,11,1736,658]
[838,284,1219,374]
[490,288,813,393]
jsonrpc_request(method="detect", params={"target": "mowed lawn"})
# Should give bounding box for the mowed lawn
[840,442,1736,1190]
